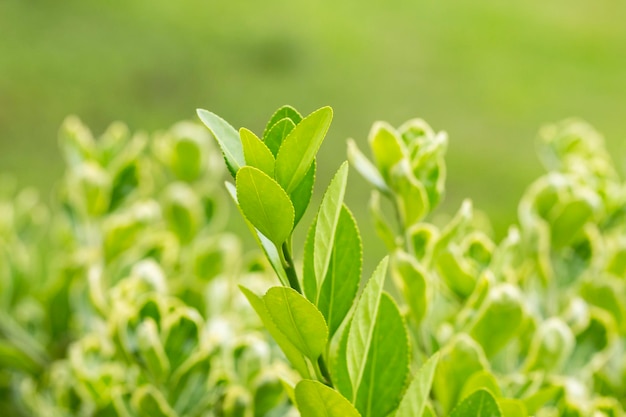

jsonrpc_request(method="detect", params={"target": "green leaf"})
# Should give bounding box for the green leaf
[275,106,333,193]
[236,166,294,246]
[240,127,275,177]
[346,257,391,400]
[263,287,329,362]
[240,286,310,378]
[390,161,430,227]
[131,385,178,417]
[550,198,594,248]
[295,380,361,417]
[368,121,406,181]
[264,118,296,157]
[263,105,303,138]
[347,138,389,193]
[330,319,353,400]
[353,293,409,417]
[449,389,501,417]
[433,334,488,414]
[304,205,362,337]
[225,182,288,285]
[467,284,525,358]
[395,353,440,417]
[291,160,316,227]
[196,109,244,177]
[313,162,349,294]
[369,191,398,250]
[391,251,429,325]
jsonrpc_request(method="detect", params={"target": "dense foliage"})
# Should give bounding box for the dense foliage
[1,105,625,416]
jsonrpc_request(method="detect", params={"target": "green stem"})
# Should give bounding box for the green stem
[281,241,301,293]
[317,355,333,387]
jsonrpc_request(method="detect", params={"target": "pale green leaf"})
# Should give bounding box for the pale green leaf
[275,106,333,193]
[467,284,525,358]
[225,182,288,285]
[433,334,488,414]
[353,293,409,417]
[395,353,440,417]
[196,109,244,176]
[368,121,406,181]
[347,138,389,193]
[295,380,361,417]
[314,162,349,295]
[240,286,310,378]
[264,118,296,157]
[369,191,398,250]
[330,318,353,400]
[240,127,275,177]
[390,161,430,227]
[263,105,302,139]
[449,389,501,417]
[236,166,294,246]
[263,287,329,361]
[391,251,428,325]
[346,257,388,402]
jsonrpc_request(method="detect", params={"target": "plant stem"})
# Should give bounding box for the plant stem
[281,241,301,293]
[317,356,333,387]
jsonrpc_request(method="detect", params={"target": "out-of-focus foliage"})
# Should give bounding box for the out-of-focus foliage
[3,0,626,235]
[0,119,292,416]
[351,116,626,416]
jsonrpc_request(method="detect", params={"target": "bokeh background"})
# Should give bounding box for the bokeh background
[2,0,626,243]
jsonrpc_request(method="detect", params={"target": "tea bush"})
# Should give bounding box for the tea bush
[1,105,625,416]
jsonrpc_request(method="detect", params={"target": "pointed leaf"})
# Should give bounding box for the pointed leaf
[240,286,310,378]
[275,106,333,193]
[263,105,302,138]
[449,389,501,417]
[295,380,361,417]
[196,109,244,176]
[368,121,406,181]
[240,128,275,176]
[354,293,409,417]
[264,118,296,157]
[304,205,361,337]
[225,182,288,285]
[395,353,440,417]
[314,162,349,294]
[263,287,329,361]
[291,160,316,227]
[347,138,389,193]
[347,257,389,401]
[236,166,294,246]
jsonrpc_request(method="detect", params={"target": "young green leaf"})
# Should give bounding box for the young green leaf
[347,138,389,193]
[291,160,316,227]
[240,128,275,177]
[295,380,361,417]
[236,166,294,247]
[240,286,310,378]
[275,106,333,193]
[263,105,303,138]
[196,109,244,176]
[395,353,440,417]
[449,389,502,417]
[225,182,288,285]
[353,293,409,417]
[263,287,329,362]
[304,205,362,337]
[433,334,488,414]
[368,121,406,181]
[314,162,349,294]
[264,118,296,158]
[391,251,429,325]
[346,257,388,401]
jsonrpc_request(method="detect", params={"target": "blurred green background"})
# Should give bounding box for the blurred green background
[2,0,626,241]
